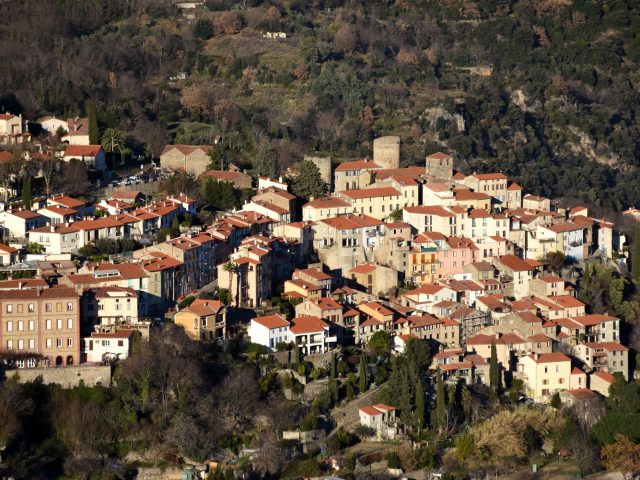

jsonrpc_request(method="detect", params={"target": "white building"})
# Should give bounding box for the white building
[359,404,398,439]
[247,314,291,350]
[84,329,134,363]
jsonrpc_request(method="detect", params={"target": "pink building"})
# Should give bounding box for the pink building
[437,236,478,278]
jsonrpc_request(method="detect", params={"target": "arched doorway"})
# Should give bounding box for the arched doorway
[66,355,74,365]
[55,356,63,366]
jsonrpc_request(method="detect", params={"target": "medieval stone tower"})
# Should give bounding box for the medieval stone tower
[373,136,400,169]
[425,152,453,180]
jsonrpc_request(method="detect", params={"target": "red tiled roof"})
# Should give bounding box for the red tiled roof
[497,254,534,272]
[253,314,289,329]
[335,159,382,171]
[340,187,401,199]
[426,152,452,160]
[567,388,597,400]
[162,144,209,156]
[593,371,615,384]
[470,173,508,181]
[290,316,329,334]
[529,352,571,363]
[350,263,377,274]
[65,145,102,156]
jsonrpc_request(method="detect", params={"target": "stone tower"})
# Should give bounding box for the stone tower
[304,155,332,189]
[373,136,400,169]
[425,152,453,181]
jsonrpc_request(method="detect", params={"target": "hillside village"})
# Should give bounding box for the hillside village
[1,109,640,478]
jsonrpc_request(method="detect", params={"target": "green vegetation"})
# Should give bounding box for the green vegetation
[3,1,638,208]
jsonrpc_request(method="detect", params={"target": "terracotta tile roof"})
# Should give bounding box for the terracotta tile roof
[528,334,552,343]
[548,295,584,309]
[320,214,382,229]
[335,159,382,171]
[295,268,331,281]
[426,152,452,160]
[529,352,571,363]
[567,388,597,400]
[91,329,134,339]
[340,187,401,199]
[64,145,102,156]
[507,182,523,191]
[303,197,351,209]
[470,173,508,181]
[350,263,377,274]
[593,371,615,383]
[0,287,78,300]
[571,314,618,326]
[30,224,79,234]
[0,243,18,254]
[290,315,329,334]
[252,314,289,329]
[359,405,384,416]
[497,254,534,272]
[162,144,209,156]
[0,278,48,290]
[440,361,473,372]
[111,190,143,200]
[404,205,455,217]
[49,194,86,209]
[7,209,41,219]
[584,341,628,352]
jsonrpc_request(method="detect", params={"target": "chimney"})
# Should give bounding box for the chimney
[309,196,314,202]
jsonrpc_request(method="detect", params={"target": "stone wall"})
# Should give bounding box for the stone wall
[9,364,112,388]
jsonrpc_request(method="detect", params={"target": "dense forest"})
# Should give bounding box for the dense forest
[1,0,640,209]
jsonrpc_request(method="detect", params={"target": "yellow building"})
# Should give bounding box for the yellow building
[174,299,227,340]
[517,352,572,403]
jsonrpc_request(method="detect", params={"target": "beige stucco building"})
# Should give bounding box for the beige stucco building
[161,145,211,176]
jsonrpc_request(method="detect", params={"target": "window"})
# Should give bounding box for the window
[29,339,35,349]
[17,321,24,331]
[67,318,73,329]
[67,338,73,348]
[6,321,12,332]
[27,358,36,368]
[29,320,34,331]
[46,319,52,330]
[57,319,62,329]
[46,338,52,349]
[118,340,124,347]
[6,304,12,313]
[28,303,34,312]
[67,302,73,311]
[56,338,62,348]
[46,303,52,312]
[103,340,111,346]
[7,340,13,350]
[18,339,24,350]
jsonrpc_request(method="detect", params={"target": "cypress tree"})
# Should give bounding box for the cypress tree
[632,229,640,283]
[415,378,425,430]
[490,342,500,393]
[22,175,32,210]
[293,342,300,365]
[359,354,367,393]
[330,352,336,380]
[435,369,445,429]
[88,99,99,144]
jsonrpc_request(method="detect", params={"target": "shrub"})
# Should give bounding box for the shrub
[354,425,375,438]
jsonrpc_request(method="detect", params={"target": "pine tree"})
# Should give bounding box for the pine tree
[22,175,31,210]
[435,369,445,429]
[490,342,500,394]
[359,354,368,393]
[88,99,99,144]
[415,378,425,430]
[632,229,640,283]
[291,160,324,200]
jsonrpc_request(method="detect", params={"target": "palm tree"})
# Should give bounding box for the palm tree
[222,261,238,306]
[100,128,126,156]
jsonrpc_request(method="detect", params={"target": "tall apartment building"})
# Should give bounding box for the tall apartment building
[0,287,81,367]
